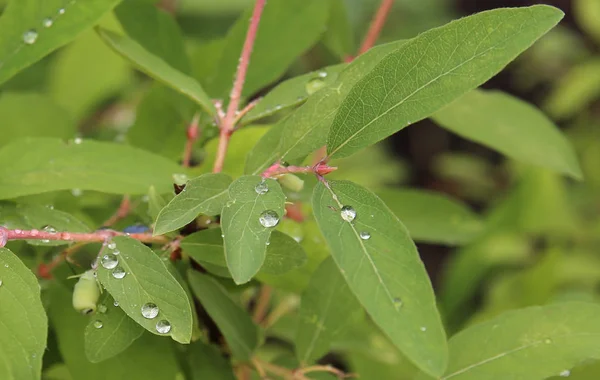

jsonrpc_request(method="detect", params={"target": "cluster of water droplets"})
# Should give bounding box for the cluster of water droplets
[141,302,171,334]
[339,205,371,241]
[101,241,126,279]
[254,180,281,229]
[21,1,76,46]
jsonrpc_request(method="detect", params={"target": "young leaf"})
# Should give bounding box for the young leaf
[0,247,47,380]
[187,271,261,361]
[419,302,600,379]
[84,294,144,363]
[220,176,286,284]
[153,173,232,235]
[376,189,483,245]
[312,180,447,377]
[0,138,181,199]
[96,28,214,115]
[96,236,193,343]
[0,0,122,85]
[295,257,362,364]
[432,89,582,179]
[326,5,564,159]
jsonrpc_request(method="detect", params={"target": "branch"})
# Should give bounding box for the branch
[102,195,132,227]
[261,161,337,179]
[182,113,201,168]
[213,0,266,173]
[294,365,356,379]
[252,285,272,323]
[357,0,395,56]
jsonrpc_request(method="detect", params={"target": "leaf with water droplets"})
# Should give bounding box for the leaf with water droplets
[221,175,286,284]
[0,247,47,379]
[417,302,600,380]
[376,189,483,245]
[15,204,91,246]
[432,89,582,179]
[97,27,214,115]
[295,257,362,364]
[96,236,193,343]
[326,6,564,160]
[187,271,261,361]
[0,138,181,199]
[153,173,232,235]
[312,180,447,377]
[0,0,123,85]
[84,294,144,363]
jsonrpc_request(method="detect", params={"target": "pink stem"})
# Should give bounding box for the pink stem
[358,0,394,56]
[261,162,337,178]
[182,113,201,168]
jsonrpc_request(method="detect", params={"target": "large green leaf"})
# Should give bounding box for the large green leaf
[205,0,330,97]
[187,341,236,380]
[322,0,354,60]
[326,6,564,159]
[432,89,582,179]
[97,28,214,115]
[0,92,75,147]
[0,138,181,199]
[312,180,447,377]
[96,236,193,343]
[84,294,144,363]
[0,0,123,85]
[376,189,483,245]
[0,247,47,380]
[295,257,362,364]
[16,203,91,246]
[220,176,286,284]
[418,303,600,379]
[153,173,232,236]
[187,271,261,361]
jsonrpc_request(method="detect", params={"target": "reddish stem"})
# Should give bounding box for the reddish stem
[102,195,132,227]
[213,0,266,173]
[182,113,201,168]
[261,162,337,179]
[358,0,394,56]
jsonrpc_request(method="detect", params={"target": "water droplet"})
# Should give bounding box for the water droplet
[93,320,103,329]
[100,254,118,269]
[71,188,83,197]
[112,267,126,279]
[22,30,38,45]
[107,241,116,250]
[305,78,325,95]
[544,338,552,344]
[42,225,57,234]
[420,326,427,332]
[359,231,371,240]
[266,240,270,246]
[393,297,402,309]
[74,137,82,144]
[113,300,119,307]
[259,210,280,228]
[0,279,3,287]
[559,370,571,377]
[156,320,171,334]
[42,18,53,28]
[317,71,328,78]
[97,304,107,314]
[58,8,66,15]
[141,303,159,319]
[274,104,283,111]
[3,264,8,268]
[255,181,269,195]
[112,250,120,256]
[340,206,356,222]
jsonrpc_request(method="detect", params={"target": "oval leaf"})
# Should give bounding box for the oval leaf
[96,236,193,343]
[221,176,286,284]
[326,5,564,159]
[0,248,47,380]
[312,180,447,377]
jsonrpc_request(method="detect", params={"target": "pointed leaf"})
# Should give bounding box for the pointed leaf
[154,173,232,235]
[221,176,286,284]
[187,271,260,360]
[0,0,122,85]
[432,89,582,179]
[97,28,214,115]
[96,236,193,343]
[312,180,447,377]
[326,6,564,159]
[0,248,47,380]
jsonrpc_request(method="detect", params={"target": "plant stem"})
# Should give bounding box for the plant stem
[261,162,337,179]
[295,365,355,379]
[182,113,201,168]
[102,195,132,227]
[213,0,266,173]
[252,285,272,323]
[357,0,394,55]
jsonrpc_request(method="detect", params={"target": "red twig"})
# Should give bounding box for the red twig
[102,195,132,227]
[213,0,266,173]
[182,113,201,168]
[261,161,337,179]
[357,0,394,56]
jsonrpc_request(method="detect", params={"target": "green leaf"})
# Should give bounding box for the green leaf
[312,180,447,377]
[221,176,286,284]
[97,28,214,115]
[295,257,362,364]
[147,186,167,222]
[96,236,193,343]
[322,0,354,60]
[326,5,564,159]
[154,173,232,235]
[0,0,123,85]
[187,271,261,361]
[0,247,47,380]
[16,203,91,246]
[419,302,600,380]
[181,228,306,276]
[376,189,483,245]
[0,138,181,199]
[242,64,346,125]
[205,0,330,97]
[575,0,600,44]
[432,89,582,179]
[84,294,144,363]
[187,341,236,380]
[0,92,75,147]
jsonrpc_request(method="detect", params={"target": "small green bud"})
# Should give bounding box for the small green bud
[278,174,305,193]
[72,270,100,315]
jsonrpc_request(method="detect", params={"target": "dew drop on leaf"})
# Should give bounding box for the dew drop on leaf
[393,297,403,309]
[97,304,107,314]
[259,210,280,228]
[71,188,83,197]
[113,300,119,307]
[359,231,371,240]
[93,320,103,329]
[42,18,53,28]
[100,253,118,269]
[559,370,571,377]
[340,206,356,222]
[141,303,159,319]
[22,30,38,45]
[58,8,66,15]
[112,267,126,279]
[107,241,116,250]
[420,326,427,332]
[317,71,328,78]
[255,181,269,195]
[155,320,171,334]
[74,137,82,144]
[0,279,3,287]
[305,78,325,95]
